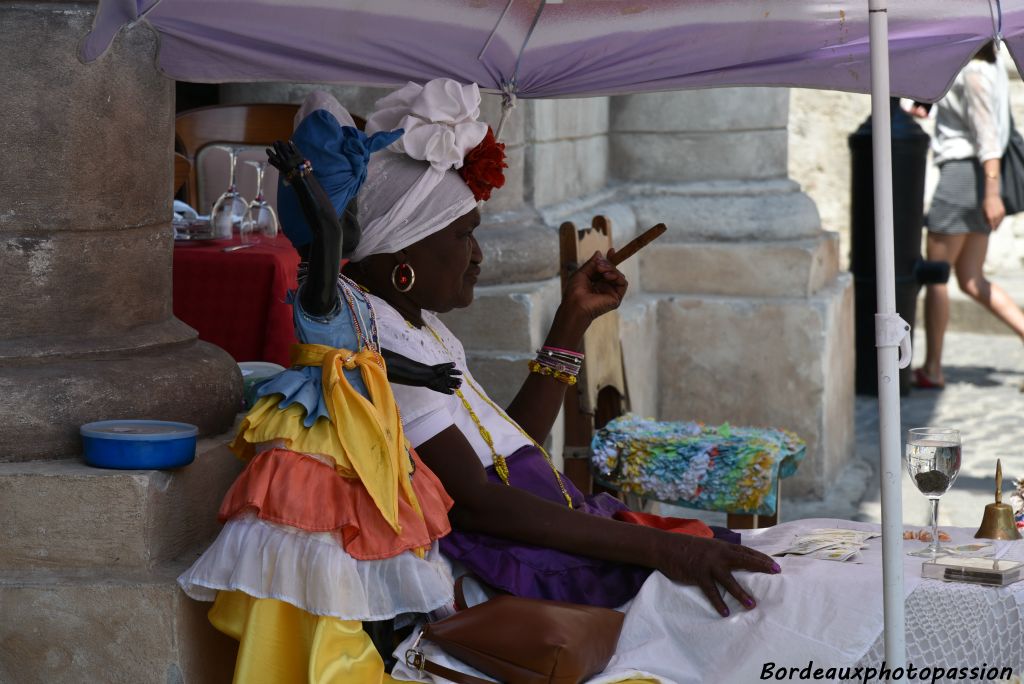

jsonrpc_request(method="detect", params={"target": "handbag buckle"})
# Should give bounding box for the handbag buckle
[404,630,426,672]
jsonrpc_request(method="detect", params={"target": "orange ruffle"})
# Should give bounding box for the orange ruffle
[219,448,453,561]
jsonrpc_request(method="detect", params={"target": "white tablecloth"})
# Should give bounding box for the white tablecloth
[392,518,1024,683]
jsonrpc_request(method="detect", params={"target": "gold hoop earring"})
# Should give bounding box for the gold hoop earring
[391,262,415,293]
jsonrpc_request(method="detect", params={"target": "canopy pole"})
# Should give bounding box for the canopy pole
[868,0,906,667]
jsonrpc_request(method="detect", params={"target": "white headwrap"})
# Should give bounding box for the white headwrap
[351,79,488,262]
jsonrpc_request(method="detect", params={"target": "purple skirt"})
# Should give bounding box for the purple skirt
[439,446,656,608]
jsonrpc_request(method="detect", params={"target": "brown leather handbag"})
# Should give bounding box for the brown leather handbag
[404,594,625,684]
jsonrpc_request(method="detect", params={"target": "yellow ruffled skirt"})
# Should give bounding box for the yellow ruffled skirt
[211,591,404,684]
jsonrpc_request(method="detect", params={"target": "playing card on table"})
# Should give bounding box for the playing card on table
[774,538,839,556]
[808,528,879,542]
[810,545,863,562]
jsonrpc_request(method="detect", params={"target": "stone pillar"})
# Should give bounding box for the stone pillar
[1,4,241,461]
[1,5,243,682]
[611,89,854,498]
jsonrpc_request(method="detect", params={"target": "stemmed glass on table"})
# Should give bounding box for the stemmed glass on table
[240,160,279,244]
[209,146,248,240]
[904,427,962,557]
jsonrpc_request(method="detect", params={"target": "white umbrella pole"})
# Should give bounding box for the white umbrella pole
[868,0,906,666]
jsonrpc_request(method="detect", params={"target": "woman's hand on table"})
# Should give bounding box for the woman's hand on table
[657,536,780,617]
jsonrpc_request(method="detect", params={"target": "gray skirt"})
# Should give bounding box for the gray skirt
[927,158,990,235]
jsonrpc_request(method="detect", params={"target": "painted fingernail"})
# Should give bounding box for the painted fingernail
[771,562,781,573]
[721,608,730,617]
[743,598,755,608]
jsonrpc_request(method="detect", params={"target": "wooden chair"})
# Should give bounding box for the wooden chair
[175,103,301,210]
[173,152,191,197]
[559,216,780,529]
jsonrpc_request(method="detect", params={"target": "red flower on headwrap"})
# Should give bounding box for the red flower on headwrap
[459,127,507,202]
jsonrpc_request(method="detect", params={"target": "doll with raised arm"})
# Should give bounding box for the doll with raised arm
[177,92,459,682]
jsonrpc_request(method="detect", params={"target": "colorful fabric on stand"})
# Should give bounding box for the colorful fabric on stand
[590,414,806,516]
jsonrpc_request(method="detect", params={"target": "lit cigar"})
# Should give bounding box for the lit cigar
[608,223,667,266]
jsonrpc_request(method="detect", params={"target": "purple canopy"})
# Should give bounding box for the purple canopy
[84,0,1022,102]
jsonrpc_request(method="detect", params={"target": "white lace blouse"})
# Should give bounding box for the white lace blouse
[933,55,1010,165]
[368,293,530,467]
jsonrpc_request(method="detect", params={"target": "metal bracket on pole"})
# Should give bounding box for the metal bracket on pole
[874,313,912,369]
[989,0,1004,50]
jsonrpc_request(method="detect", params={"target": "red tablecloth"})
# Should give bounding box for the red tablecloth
[173,234,299,367]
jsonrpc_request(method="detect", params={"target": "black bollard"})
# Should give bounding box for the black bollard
[848,98,949,396]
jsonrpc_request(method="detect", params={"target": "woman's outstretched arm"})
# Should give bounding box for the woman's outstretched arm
[415,425,780,616]
[504,249,626,444]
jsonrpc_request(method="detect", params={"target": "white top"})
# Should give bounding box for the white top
[933,55,1010,165]
[370,294,530,466]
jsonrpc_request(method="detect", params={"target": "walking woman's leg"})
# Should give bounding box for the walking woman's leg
[922,232,966,385]
[955,232,1024,339]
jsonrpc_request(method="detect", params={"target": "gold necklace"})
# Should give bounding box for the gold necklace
[420,322,573,509]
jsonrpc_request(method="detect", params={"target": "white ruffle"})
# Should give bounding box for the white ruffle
[366,79,488,171]
[177,513,455,622]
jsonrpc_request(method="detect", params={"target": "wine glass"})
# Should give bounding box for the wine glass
[904,427,962,557]
[240,160,279,244]
[209,146,248,240]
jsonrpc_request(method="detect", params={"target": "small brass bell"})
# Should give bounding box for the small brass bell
[975,459,1022,540]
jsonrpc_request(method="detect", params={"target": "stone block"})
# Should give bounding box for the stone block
[0,565,237,684]
[0,438,241,570]
[640,234,839,298]
[528,137,609,207]
[474,216,559,285]
[787,88,872,265]
[0,225,174,343]
[439,279,560,353]
[610,129,788,183]
[618,296,660,420]
[655,274,854,498]
[0,341,243,461]
[462,352,533,411]
[529,98,609,142]
[481,143,525,213]
[0,6,172,234]
[630,180,821,241]
[611,88,788,133]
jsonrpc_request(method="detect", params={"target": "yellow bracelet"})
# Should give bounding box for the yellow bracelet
[527,359,578,385]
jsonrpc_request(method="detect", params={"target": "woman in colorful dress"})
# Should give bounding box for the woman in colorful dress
[326,78,779,617]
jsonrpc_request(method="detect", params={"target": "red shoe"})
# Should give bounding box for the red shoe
[912,368,945,390]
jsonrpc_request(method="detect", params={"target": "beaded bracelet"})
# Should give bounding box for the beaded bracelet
[536,348,583,369]
[528,359,578,385]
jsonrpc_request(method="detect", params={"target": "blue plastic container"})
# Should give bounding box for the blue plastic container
[80,420,199,470]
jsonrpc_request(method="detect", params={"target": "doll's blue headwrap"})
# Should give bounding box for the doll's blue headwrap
[276,96,403,250]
